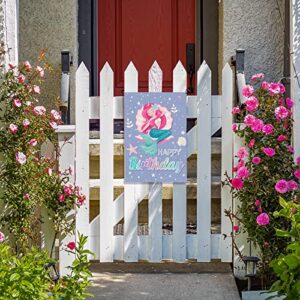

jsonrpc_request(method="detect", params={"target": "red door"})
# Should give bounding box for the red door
[98,0,195,96]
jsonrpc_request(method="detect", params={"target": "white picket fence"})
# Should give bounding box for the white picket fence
[55,60,234,274]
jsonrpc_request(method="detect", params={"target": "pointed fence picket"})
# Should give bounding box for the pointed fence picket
[56,60,236,274]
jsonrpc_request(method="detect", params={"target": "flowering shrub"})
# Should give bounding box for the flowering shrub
[224,74,299,286]
[0,55,85,252]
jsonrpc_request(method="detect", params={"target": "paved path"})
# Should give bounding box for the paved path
[88,272,241,300]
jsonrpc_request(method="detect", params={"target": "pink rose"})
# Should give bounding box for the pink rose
[275,106,289,119]
[268,83,285,95]
[262,124,274,135]
[287,146,294,154]
[294,170,300,179]
[244,114,256,127]
[248,139,255,148]
[51,109,61,121]
[261,81,270,90]
[46,167,53,176]
[251,119,264,133]
[275,179,288,193]
[9,124,18,134]
[33,106,46,116]
[245,96,259,111]
[232,107,241,114]
[18,74,25,83]
[251,73,264,82]
[232,123,237,132]
[255,200,261,207]
[67,242,76,251]
[28,138,37,146]
[233,225,239,232]
[277,135,286,142]
[237,147,248,159]
[23,119,30,128]
[33,85,40,94]
[23,61,31,72]
[263,147,275,157]
[0,231,5,242]
[58,194,65,202]
[23,193,30,200]
[13,98,22,108]
[288,180,298,191]
[232,178,244,189]
[286,98,294,109]
[237,166,250,179]
[64,185,73,196]
[16,152,27,165]
[36,66,44,77]
[242,85,254,97]
[252,157,261,165]
[256,213,270,226]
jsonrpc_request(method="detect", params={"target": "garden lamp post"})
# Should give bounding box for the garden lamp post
[242,256,260,291]
[46,262,60,283]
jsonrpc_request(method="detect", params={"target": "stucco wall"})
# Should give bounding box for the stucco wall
[223,0,285,83]
[18,0,77,123]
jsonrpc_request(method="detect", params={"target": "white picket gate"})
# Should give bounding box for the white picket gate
[56,60,234,273]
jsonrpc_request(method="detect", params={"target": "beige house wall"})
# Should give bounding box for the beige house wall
[18,0,77,123]
[222,0,285,83]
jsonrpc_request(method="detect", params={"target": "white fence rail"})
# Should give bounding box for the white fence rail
[56,60,234,273]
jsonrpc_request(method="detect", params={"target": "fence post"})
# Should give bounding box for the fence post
[100,63,114,262]
[124,62,139,262]
[172,61,187,262]
[196,61,212,262]
[220,63,234,262]
[148,61,163,262]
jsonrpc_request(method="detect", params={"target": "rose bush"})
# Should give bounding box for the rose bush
[224,74,299,287]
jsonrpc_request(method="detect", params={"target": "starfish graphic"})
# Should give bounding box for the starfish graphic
[127,144,138,155]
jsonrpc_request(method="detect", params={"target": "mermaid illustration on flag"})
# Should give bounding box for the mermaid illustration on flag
[135,103,173,156]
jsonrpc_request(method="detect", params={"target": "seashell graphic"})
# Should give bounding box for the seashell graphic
[171,104,178,113]
[126,118,133,128]
[177,136,187,147]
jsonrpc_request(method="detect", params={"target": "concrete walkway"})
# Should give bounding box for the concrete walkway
[88,272,241,300]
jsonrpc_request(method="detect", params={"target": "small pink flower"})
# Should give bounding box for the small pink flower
[288,180,298,191]
[23,61,31,72]
[251,73,264,82]
[286,98,294,109]
[262,124,274,135]
[16,152,27,165]
[36,66,44,77]
[58,194,65,202]
[232,123,237,132]
[251,119,264,133]
[261,81,270,90]
[33,106,46,116]
[18,74,25,83]
[23,193,30,200]
[256,213,270,226]
[233,225,239,232]
[232,178,244,189]
[9,124,18,134]
[237,166,250,179]
[49,121,58,130]
[237,147,248,159]
[257,207,263,213]
[287,145,294,154]
[244,114,256,127]
[0,231,5,242]
[275,179,288,193]
[64,185,73,196]
[67,242,76,250]
[46,167,53,176]
[263,147,275,157]
[8,63,15,69]
[294,170,300,179]
[13,98,22,108]
[242,85,254,97]
[248,139,255,148]
[277,135,286,142]
[23,119,30,128]
[275,106,289,119]
[268,83,285,95]
[245,96,259,111]
[252,157,261,165]
[28,138,37,146]
[51,109,61,121]
[255,200,261,207]
[32,85,40,94]
[232,107,241,114]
